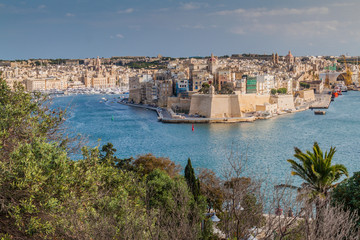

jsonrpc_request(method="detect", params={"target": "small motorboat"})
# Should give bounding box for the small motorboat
[314,111,326,115]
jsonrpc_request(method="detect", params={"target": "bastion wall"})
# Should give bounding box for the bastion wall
[189,93,275,118]
[270,95,295,110]
[298,89,315,102]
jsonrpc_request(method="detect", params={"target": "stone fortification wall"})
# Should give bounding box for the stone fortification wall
[298,90,315,102]
[189,93,273,118]
[237,94,271,112]
[189,93,273,117]
[189,94,213,117]
[167,97,191,112]
[189,94,242,118]
[270,95,295,110]
[210,95,241,118]
[256,103,277,114]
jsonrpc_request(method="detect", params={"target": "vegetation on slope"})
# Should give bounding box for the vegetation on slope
[1,77,360,239]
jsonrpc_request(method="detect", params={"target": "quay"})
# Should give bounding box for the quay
[119,91,335,124]
[118,101,165,119]
[118,101,256,123]
[161,116,256,123]
[309,94,332,109]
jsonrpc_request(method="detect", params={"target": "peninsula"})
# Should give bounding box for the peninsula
[1,52,356,123]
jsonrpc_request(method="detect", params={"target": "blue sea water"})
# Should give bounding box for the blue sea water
[51,92,360,185]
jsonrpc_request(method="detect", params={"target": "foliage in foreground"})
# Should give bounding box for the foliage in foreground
[332,171,360,226]
[1,138,207,239]
[0,78,207,239]
[1,77,360,239]
[287,142,348,203]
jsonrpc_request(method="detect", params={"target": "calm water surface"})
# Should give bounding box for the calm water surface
[52,92,360,185]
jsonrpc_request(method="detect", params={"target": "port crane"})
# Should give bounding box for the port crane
[341,55,353,86]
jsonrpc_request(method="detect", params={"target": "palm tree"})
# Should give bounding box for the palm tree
[287,142,349,224]
[288,142,348,201]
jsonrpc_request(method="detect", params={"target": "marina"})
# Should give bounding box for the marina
[41,87,129,96]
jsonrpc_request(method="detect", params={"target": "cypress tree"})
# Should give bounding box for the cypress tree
[185,158,200,200]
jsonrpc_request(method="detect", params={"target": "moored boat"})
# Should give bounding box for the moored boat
[314,111,326,115]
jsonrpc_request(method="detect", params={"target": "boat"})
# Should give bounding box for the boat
[314,111,326,115]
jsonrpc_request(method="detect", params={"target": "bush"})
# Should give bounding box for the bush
[332,171,360,226]
[219,82,235,94]
[277,88,287,94]
[0,78,205,239]
[300,82,310,89]
[199,83,210,94]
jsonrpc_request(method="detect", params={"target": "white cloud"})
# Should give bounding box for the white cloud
[66,13,75,17]
[215,7,328,17]
[285,20,339,36]
[330,3,356,7]
[116,34,124,39]
[180,2,207,10]
[38,4,46,10]
[117,8,134,14]
[180,23,217,30]
[230,20,340,36]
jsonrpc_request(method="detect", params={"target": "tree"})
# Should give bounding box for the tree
[287,142,348,220]
[184,158,200,201]
[271,88,277,95]
[0,77,85,158]
[221,177,264,239]
[145,169,205,240]
[277,88,287,94]
[133,153,181,178]
[0,78,205,239]
[288,142,348,201]
[219,151,264,240]
[219,82,235,94]
[198,83,210,94]
[305,204,360,240]
[198,168,224,212]
[100,142,118,164]
[332,171,360,226]
[300,82,310,89]
[0,79,66,159]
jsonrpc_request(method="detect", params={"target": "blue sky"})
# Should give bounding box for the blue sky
[1,0,360,59]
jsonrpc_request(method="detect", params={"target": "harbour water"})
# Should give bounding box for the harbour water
[51,92,360,185]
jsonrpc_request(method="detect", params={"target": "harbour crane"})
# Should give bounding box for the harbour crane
[342,55,353,86]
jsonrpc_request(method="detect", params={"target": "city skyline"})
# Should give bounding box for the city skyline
[1,0,360,60]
